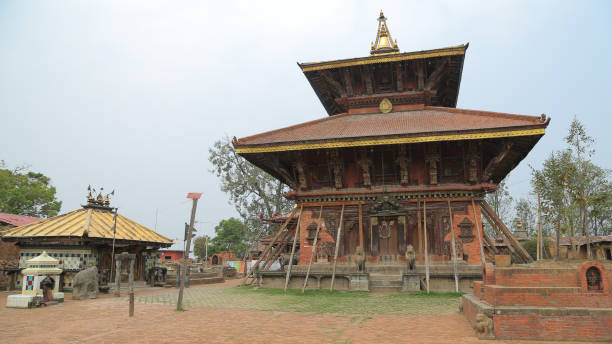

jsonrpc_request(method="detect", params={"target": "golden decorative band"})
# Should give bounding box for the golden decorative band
[301,49,465,72]
[235,128,546,154]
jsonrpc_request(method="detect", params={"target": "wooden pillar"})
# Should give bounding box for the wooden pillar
[302,206,323,293]
[447,200,459,293]
[284,206,303,292]
[129,257,135,317]
[330,205,345,292]
[471,198,486,265]
[114,259,121,297]
[417,204,423,259]
[358,204,364,249]
[423,201,430,293]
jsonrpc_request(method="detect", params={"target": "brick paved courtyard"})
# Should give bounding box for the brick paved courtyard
[0,280,598,344]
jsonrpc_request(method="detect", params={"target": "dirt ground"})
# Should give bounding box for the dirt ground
[0,279,598,344]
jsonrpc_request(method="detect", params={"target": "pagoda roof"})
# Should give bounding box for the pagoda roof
[299,44,468,72]
[234,106,549,153]
[2,207,173,246]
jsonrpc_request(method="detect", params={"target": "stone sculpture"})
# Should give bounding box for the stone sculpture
[72,266,99,300]
[279,253,298,271]
[405,244,416,270]
[353,246,366,272]
[475,313,494,339]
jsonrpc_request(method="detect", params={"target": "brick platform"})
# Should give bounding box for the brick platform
[462,261,612,342]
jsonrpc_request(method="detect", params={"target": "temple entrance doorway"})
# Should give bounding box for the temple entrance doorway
[378,217,399,256]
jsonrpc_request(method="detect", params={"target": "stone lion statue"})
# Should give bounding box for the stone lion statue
[354,246,365,272]
[72,266,99,300]
[405,244,416,271]
[475,313,494,339]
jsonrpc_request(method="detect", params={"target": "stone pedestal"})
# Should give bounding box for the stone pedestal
[349,273,369,291]
[6,295,33,308]
[402,272,421,292]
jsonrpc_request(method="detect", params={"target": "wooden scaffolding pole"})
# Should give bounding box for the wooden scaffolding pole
[422,200,430,293]
[481,200,532,263]
[447,200,459,293]
[330,204,345,292]
[284,205,303,293]
[302,205,323,293]
[471,198,486,265]
[243,206,298,285]
[358,204,364,249]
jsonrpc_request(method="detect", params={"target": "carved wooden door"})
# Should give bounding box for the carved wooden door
[378,216,398,255]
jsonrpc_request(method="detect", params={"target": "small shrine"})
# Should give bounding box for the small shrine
[6,251,64,308]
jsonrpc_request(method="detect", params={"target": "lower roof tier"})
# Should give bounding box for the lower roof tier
[234,105,548,153]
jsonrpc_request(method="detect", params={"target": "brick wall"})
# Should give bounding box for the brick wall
[494,268,579,287]
[494,314,612,342]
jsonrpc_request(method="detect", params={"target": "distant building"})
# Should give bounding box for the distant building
[159,250,184,262]
[0,213,41,289]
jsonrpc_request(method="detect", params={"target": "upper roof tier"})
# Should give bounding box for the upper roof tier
[298,12,468,116]
[234,106,549,153]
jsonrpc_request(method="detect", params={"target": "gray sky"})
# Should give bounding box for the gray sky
[1,1,610,248]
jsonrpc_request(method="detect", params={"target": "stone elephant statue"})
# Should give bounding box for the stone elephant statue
[72,266,99,300]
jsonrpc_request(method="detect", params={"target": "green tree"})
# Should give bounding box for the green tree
[515,198,537,237]
[209,136,292,245]
[207,217,249,258]
[484,179,514,237]
[0,161,62,217]
[193,235,211,259]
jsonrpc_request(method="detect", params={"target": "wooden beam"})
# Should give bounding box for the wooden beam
[302,205,323,293]
[298,201,366,207]
[343,68,354,96]
[284,205,304,292]
[423,200,430,293]
[243,206,298,285]
[447,200,459,293]
[416,61,425,90]
[424,57,449,90]
[482,142,513,182]
[471,198,487,265]
[320,70,346,97]
[481,200,533,263]
[417,200,423,259]
[363,65,373,94]
[395,62,403,92]
[330,204,345,291]
[358,204,364,249]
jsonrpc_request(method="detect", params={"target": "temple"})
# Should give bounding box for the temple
[1,190,173,291]
[235,12,548,291]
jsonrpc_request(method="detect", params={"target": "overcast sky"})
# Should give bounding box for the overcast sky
[1,1,610,249]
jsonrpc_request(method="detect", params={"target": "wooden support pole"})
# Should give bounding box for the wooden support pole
[418,202,424,259]
[284,206,303,293]
[177,196,199,311]
[423,201,430,293]
[330,204,345,292]
[302,206,323,293]
[471,198,486,265]
[129,257,135,317]
[243,206,298,285]
[481,200,532,263]
[358,204,364,249]
[447,200,459,293]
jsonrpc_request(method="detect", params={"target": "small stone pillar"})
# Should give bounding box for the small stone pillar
[114,252,136,316]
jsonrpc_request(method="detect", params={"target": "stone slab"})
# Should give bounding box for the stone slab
[6,295,33,308]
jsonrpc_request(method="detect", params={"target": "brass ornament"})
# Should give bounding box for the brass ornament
[379,98,392,113]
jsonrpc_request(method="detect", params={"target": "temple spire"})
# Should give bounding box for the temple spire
[370,10,399,55]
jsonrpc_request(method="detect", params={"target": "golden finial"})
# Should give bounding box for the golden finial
[370,10,399,55]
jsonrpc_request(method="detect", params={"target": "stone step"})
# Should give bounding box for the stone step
[368,274,403,281]
[369,285,402,292]
[369,279,403,287]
